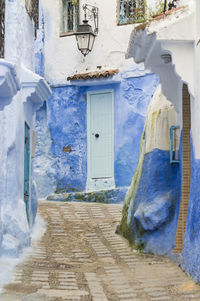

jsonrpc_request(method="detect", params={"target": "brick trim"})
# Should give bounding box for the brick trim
[174,83,191,253]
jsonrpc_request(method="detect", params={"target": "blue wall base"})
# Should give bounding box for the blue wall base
[47,187,128,204]
[120,148,181,255]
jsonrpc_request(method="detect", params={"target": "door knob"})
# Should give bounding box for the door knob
[95,133,99,138]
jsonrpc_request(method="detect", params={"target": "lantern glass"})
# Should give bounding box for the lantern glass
[88,33,95,51]
[76,32,95,56]
[75,23,96,56]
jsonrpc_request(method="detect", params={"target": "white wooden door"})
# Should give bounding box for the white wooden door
[87,90,114,190]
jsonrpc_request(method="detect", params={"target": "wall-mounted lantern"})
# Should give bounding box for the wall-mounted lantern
[75,4,98,56]
[170,125,180,164]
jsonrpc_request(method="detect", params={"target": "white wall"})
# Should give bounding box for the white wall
[5,0,35,71]
[0,0,51,256]
[41,0,159,85]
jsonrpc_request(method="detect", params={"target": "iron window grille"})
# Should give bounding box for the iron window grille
[62,0,79,33]
[0,0,5,58]
[25,0,39,36]
[165,0,180,12]
[118,0,145,25]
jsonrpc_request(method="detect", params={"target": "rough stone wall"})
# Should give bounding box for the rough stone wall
[119,86,181,255]
[33,70,159,199]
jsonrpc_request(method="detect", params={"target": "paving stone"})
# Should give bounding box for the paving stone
[150,297,172,300]
[2,201,200,301]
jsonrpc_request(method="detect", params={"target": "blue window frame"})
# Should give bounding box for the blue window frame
[62,0,79,33]
[170,126,180,164]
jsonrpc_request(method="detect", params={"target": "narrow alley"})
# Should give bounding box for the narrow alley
[1,201,200,301]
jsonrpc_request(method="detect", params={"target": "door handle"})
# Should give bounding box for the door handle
[95,133,99,138]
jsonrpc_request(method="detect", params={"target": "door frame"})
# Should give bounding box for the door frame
[24,121,31,225]
[86,89,115,192]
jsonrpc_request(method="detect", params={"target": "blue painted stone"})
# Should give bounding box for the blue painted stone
[134,193,175,231]
[130,149,181,255]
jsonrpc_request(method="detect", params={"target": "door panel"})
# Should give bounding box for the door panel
[88,91,114,180]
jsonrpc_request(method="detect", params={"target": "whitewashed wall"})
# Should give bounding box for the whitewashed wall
[41,0,159,85]
[5,0,35,71]
[0,0,51,257]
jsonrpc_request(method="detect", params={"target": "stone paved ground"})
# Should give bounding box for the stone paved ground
[1,201,200,301]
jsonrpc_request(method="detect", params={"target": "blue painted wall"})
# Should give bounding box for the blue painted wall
[34,72,159,197]
[114,75,158,187]
[35,5,45,77]
[181,143,200,282]
[129,149,181,255]
[48,86,87,192]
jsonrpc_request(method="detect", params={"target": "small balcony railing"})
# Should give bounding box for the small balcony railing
[164,0,180,12]
[0,0,5,58]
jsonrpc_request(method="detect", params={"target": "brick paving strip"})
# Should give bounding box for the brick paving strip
[1,200,200,301]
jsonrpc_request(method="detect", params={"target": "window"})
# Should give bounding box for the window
[118,0,145,25]
[62,0,79,33]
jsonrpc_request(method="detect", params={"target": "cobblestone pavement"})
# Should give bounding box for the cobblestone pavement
[2,201,200,301]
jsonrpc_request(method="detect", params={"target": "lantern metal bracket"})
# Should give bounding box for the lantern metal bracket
[82,4,98,34]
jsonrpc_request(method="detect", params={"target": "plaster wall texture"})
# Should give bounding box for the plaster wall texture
[178,0,200,282]
[126,1,196,153]
[35,3,46,77]
[180,145,200,282]
[0,92,33,256]
[41,0,158,85]
[123,0,200,283]
[5,0,35,71]
[119,86,181,255]
[0,0,51,257]
[33,68,159,199]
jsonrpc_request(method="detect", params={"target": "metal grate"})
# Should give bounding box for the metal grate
[0,0,5,58]
[164,0,180,12]
[119,0,145,25]
[25,0,39,36]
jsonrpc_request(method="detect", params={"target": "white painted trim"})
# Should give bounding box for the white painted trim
[86,89,115,192]
[0,59,20,110]
[21,67,52,112]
